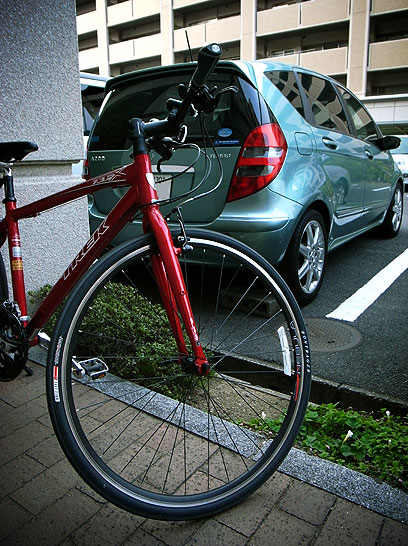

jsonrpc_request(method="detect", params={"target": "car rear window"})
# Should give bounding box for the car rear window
[266,70,305,119]
[298,73,351,134]
[89,70,275,151]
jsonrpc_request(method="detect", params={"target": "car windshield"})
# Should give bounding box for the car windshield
[89,69,275,151]
[391,136,408,154]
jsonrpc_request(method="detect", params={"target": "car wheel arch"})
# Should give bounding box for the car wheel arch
[306,201,331,233]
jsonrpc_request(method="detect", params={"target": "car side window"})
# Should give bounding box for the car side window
[298,73,350,134]
[338,88,378,141]
[267,71,305,118]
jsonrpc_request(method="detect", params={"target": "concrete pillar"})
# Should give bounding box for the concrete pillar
[348,0,370,96]
[161,0,175,65]
[241,0,257,61]
[96,0,110,76]
[0,0,89,294]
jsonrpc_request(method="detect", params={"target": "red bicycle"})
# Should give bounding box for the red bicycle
[0,44,311,520]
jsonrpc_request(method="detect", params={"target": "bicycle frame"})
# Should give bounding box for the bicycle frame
[0,152,208,371]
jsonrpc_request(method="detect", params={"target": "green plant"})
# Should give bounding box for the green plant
[29,282,189,399]
[242,403,408,491]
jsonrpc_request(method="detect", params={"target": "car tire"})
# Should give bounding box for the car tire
[281,209,327,306]
[375,182,403,238]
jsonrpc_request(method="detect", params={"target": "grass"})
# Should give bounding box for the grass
[29,282,185,398]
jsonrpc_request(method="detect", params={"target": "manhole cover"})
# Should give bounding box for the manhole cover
[305,318,362,353]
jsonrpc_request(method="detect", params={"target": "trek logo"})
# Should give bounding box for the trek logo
[63,219,109,280]
[91,166,127,186]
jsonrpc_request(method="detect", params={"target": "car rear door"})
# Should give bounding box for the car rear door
[297,72,366,241]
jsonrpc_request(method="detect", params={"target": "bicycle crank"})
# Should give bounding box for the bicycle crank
[0,302,29,381]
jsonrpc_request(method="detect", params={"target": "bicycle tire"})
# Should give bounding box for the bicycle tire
[46,228,311,520]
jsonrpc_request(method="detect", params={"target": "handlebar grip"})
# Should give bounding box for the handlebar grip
[191,43,222,89]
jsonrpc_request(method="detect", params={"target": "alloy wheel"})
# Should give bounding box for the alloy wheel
[392,186,403,232]
[298,220,325,295]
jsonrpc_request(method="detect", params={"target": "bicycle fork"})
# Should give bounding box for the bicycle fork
[145,206,210,376]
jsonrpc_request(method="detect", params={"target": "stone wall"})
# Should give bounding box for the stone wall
[0,0,90,294]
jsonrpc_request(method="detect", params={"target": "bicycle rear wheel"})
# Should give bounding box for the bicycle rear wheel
[47,229,311,520]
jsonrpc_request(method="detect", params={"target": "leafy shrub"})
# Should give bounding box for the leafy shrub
[29,282,188,398]
[243,403,408,491]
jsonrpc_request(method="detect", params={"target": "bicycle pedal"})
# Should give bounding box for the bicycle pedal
[77,358,109,380]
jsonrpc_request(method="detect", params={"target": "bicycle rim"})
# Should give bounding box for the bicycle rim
[47,230,311,520]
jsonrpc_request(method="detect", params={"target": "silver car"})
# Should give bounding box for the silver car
[391,135,408,190]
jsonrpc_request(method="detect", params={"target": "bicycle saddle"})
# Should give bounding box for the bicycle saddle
[0,141,38,163]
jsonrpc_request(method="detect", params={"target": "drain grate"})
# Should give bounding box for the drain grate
[305,318,362,353]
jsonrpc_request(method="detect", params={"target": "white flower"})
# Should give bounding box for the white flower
[386,410,391,420]
[343,430,353,443]
[261,411,266,420]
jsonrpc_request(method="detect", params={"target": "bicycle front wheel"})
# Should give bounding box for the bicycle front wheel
[47,229,311,520]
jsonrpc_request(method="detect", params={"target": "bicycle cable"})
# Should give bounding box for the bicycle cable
[152,111,224,215]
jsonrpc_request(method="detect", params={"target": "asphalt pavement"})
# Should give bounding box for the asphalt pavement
[302,193,408,408]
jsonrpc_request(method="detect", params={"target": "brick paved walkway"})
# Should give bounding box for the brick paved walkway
[1,362,407,545]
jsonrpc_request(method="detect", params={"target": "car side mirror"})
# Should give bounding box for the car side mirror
[369,135,401,151]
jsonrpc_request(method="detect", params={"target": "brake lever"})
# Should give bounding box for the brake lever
[148,125,187,172]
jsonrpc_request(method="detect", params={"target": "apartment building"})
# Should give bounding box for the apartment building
[76,0,408,132]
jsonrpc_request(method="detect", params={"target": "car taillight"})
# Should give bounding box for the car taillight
[227,123,287,202]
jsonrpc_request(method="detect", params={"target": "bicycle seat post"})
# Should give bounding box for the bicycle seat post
[0,161,28,324]
[1,162,16,204]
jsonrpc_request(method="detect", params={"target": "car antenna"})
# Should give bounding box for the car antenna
[185,30,194,62]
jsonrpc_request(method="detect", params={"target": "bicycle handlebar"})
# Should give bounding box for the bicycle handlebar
[129,43,222,145]
[190,43,222,89]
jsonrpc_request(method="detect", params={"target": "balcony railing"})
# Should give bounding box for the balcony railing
[369,38,408,70]
[174,14,241,52]
[259,46,348,76]
[109,34,161,65]
[257,0,349,37]
[371,0,408,15]
[78,47,99,71]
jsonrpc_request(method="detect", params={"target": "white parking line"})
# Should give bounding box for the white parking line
[326,248,408,322]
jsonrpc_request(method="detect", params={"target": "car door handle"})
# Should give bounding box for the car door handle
[322,137,338,150]
[365,150,374,160]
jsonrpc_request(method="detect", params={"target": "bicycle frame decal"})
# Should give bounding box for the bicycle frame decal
[63,218,110,280]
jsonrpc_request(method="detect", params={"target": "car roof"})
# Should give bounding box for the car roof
[80,72,109,89]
